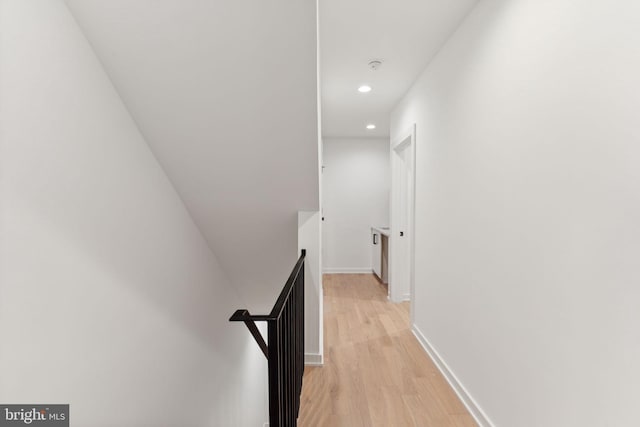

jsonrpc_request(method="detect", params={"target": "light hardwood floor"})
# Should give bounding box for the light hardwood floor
[298,274,477,427]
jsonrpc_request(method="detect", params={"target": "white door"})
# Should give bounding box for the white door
[389,126,415,303]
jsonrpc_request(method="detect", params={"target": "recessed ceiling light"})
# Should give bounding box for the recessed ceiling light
[358,85,372,93]
[366,124,376,130]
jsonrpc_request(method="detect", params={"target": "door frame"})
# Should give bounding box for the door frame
[389,124,416,308]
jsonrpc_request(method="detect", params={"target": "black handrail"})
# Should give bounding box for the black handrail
[230,249,306,427]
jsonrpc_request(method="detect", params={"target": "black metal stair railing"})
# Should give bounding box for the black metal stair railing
[230,249,306,427]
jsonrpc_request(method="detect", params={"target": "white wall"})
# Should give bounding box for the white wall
[392,0,640,426]
[323,138,390,273]
[0,1,267,425]
[298,211,323,365]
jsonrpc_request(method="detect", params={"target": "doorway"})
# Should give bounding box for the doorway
[389,125,415,311]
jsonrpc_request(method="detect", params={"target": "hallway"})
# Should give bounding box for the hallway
[299,274,476,426]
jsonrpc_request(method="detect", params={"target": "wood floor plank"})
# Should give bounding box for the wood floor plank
[298,273,477,427]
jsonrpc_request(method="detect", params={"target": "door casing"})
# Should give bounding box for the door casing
[389,125,416,316]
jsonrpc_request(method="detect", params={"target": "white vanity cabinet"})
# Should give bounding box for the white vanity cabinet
[372,229,382,278]
[371,227,389,283]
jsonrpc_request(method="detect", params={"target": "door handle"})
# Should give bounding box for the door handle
[373,234,378,245]
[400,231,404,237]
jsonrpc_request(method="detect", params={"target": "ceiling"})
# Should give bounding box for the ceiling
[64,0,319,311]
[319,0,479,139]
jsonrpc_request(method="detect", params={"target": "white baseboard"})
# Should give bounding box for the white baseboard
[388,293,411,303]
[263,423,269,427]
[411,325,494,427]
[323,268,372,274]
[305,353,324,366]
[323,267,372,274]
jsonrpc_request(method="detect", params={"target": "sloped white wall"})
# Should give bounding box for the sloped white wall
[63,0,321,314]
[0,1,267,425]
[392,0,640,425]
